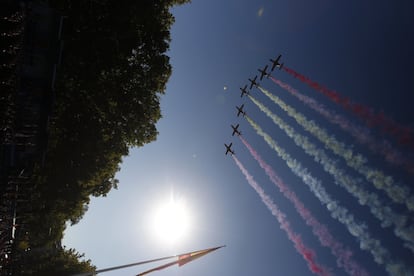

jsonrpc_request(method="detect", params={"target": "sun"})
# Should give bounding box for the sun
[151,196,191,244]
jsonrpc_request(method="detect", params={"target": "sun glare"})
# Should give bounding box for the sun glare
[151,197,191,244]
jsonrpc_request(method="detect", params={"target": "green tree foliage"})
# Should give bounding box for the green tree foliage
[18,0,190,261]
[44,0,189,214]
[19,247,96,276]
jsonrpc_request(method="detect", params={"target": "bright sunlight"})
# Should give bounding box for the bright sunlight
[151,196,191,244]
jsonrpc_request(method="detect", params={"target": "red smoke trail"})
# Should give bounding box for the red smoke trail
[240,137,369,276]
[283,66,413,147]
[232,155,331,276]
[270,76,414,175]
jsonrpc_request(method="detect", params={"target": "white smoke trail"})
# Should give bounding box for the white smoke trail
[248,94,414,252]
[233,155,332,276]
[241,136,369,276]
[246,116,413,275]
[258,86,414,213]
[270,77,414,175]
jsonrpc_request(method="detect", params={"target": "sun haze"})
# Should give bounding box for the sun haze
[151,195,191,245]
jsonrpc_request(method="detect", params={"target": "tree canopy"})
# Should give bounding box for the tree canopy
[6,0,190,273]
[17,246,96,276]
[38,0,190,223]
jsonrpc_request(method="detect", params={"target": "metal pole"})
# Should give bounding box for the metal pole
[71,255,177,276]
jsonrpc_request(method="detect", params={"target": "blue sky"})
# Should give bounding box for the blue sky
[63,1,414,275]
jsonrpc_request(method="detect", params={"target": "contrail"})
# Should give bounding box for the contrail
[245,116,413,275]
[257,86,414,213]
[232,155,332,276]
[248,94,414,252]
[270,76,414,175]
[283,66,414,148]
[240,136,369,276]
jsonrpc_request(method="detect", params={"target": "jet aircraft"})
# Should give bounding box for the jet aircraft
[236,104,246,117]
[248,76,258,89]
[224,143,234,155]
[270,54,284,71]
[258,65,270,80]
[231,124,241,136]
[239,85,249,97]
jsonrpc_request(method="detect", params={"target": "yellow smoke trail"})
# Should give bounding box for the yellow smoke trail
[258,86,414,213]
[248,94,414,252]
[245,116,412,276]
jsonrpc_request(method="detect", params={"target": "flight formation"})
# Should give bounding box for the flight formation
[225,55,283,155]
[224,54,414,276]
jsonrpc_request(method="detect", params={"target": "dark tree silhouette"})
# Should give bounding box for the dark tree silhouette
[1,0,191,273]
[19,247,96,276]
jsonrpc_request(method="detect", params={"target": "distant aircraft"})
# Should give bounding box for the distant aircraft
[231,124,241,136]
[239,85,249,98]
[236,104,246,117]
[258,65,270,80]
[224,143,234,155]
[270,54,283,71]
[248,76,258,89]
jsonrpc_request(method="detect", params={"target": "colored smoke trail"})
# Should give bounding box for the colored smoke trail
[245,116,412,275]
[240,136,369,276]
[258,86,414,213]
[283,66,413,147]
[248,94,414,252]
[270,76,414,175]
[232,155,332,276]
